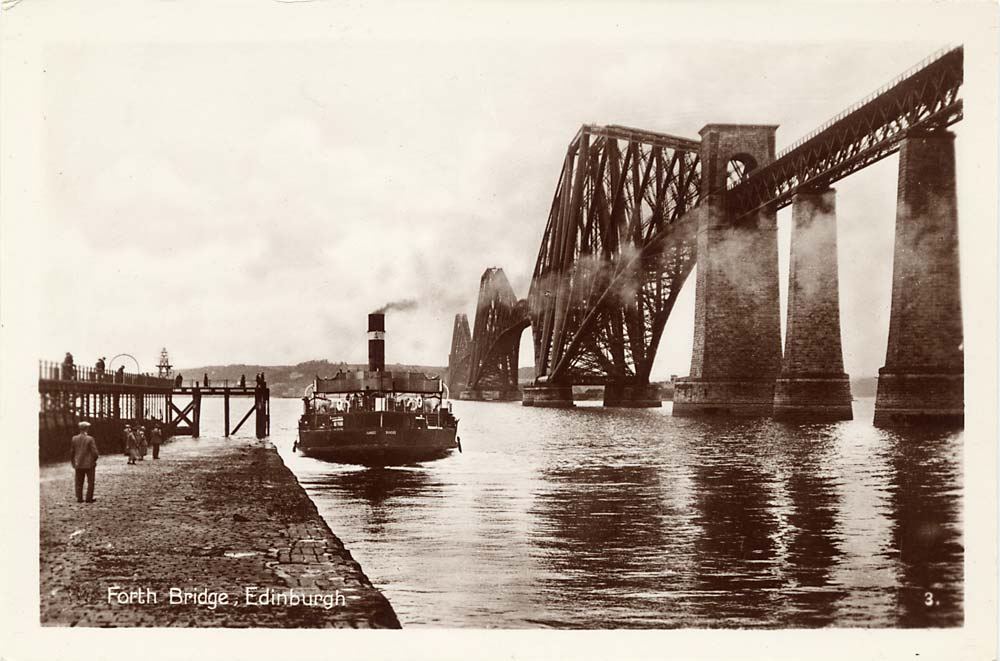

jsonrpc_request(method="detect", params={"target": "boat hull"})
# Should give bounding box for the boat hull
[297,428,458,466]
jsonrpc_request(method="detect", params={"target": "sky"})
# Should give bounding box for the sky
[14,4,979,380]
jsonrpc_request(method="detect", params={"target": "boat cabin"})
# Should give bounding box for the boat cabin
[300,369,456,431]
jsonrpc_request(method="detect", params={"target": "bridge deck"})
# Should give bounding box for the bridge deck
[729,46,963,217]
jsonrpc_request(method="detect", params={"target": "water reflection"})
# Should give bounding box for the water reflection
[307,466,438,507]
[688,421,785,625]
[301,467,439,540]
[879,427,963,627]
[258,398,964,628]
[530,462,672,628]
[774,423,847,626]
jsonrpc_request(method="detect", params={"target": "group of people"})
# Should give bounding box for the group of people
[123,422,163,464]
[183,373,265,389]
[68,418,167,504]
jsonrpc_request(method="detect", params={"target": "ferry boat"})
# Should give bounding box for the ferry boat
[295,313,460,466]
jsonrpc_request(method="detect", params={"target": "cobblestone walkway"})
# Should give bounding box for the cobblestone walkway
[39,436,400,628]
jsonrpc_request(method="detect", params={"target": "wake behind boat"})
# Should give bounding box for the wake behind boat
[296,313,459,466]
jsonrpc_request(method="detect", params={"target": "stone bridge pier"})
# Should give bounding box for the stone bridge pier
[673,124,783,416]
[874,130,963,426]
[773,187,853,420]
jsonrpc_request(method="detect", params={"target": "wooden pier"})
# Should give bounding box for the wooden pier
[38,358,270,461]
[169,382,270,438]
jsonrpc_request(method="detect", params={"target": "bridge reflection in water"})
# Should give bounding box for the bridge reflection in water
[269,398,962,628]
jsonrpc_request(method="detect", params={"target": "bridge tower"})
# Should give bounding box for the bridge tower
[874,130,963,425]
[446,314,473,396]
[673,124,783,416]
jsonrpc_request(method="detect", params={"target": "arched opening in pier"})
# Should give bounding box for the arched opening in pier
[726,154,758,190]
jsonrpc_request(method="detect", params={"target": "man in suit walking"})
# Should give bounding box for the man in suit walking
[71,421,99,503]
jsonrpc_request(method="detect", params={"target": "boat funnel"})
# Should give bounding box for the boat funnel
[368,313,385,372]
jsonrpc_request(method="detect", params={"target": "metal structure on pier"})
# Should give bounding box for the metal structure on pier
[157,348,173,378]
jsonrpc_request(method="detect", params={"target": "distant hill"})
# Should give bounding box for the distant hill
[851,376,878,398]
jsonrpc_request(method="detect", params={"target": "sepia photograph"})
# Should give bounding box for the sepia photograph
[1,1,997,660]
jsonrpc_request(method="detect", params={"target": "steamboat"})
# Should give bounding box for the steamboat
[296,313,460,466]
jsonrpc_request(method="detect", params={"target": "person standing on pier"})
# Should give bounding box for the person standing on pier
[150,425,162,460]
[204,373,210,387]
[62,352,75,380]
[70,421,99,503]
[240,374,246,388]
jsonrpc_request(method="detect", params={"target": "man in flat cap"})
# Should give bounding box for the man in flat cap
[70,421,100,503]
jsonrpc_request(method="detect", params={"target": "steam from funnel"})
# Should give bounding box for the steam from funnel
[368,313,385,372]
[374,299,418,314]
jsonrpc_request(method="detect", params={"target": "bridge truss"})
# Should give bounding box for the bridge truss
[446,314,472,395]
[467,268,530,393]
[528,125,702,385]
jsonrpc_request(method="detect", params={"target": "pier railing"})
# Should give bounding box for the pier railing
[38,360,174,388]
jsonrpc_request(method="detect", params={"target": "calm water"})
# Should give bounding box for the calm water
[247,397,961,628]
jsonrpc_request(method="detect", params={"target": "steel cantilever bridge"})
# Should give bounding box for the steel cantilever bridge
[447,46,964,423]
